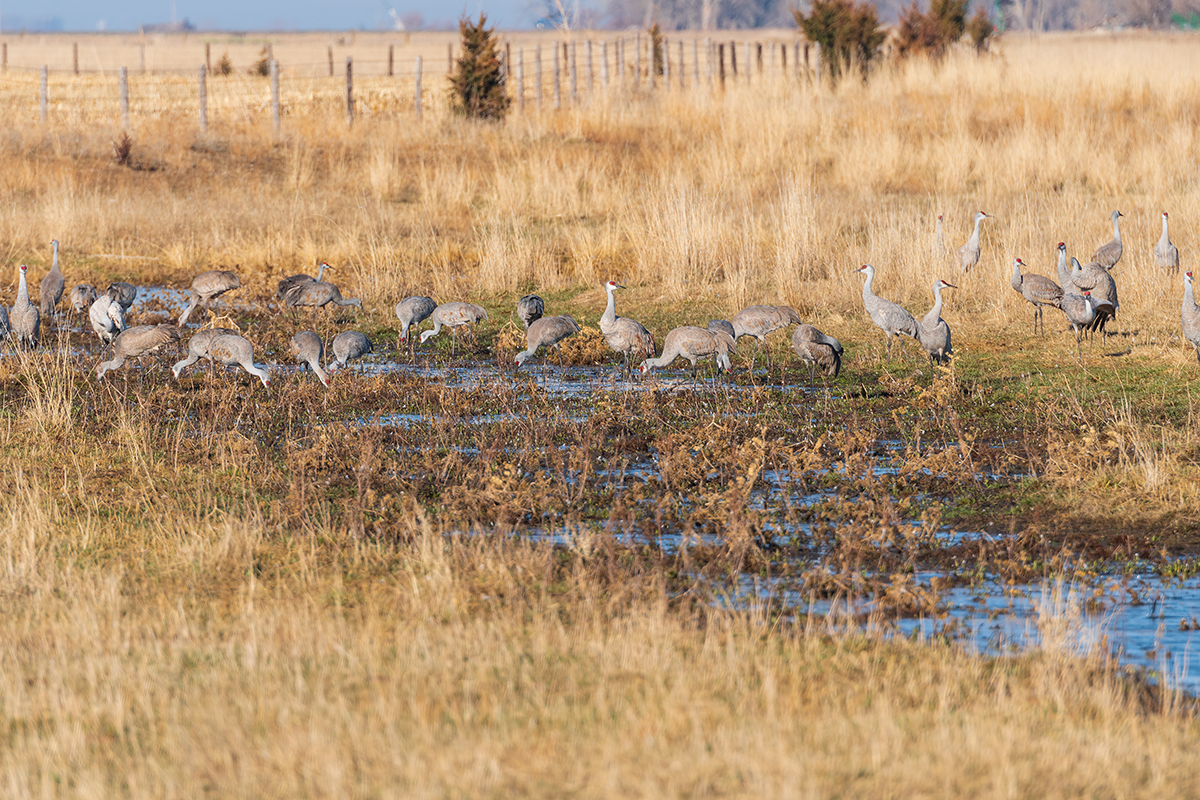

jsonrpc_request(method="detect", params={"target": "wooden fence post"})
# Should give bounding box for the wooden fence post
[678,39,684,89]
[814,42,821,84]
[745,41,751,84]
[516,48,524,112]
[505,42,511,83]
[198,64,208,133]
[729,40,736,78]
[119,67,129,129]
[415,55,423,120]
[39,66,47,123]
[327,46,333,77]
[569,41,577,103]
[270,59,280,133]
[635,33,640,88]
[553,44,561,109]
[648,35,655,90]
[662,37,669,87]
[388,44,394,76]
[205,42,211,73]
[719,44,726,87]
[601,41,608,89]
[447,43,453,73]
[705,39,712,87]
[535,45,542,110]
[692,39,699,88]
[586,40,593,92]
[345,57,353,126]
[618,38,624,81]
[73,42,79,75]
[139,44,145,73]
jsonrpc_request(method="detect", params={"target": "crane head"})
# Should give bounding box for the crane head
[1014,258,1025,267]
[1164,211,1169,219]
[1057,242,1066,251]
[605,280,625,291]
[937,280,957,290]
[19,264,27,275]
[937,214,942,221]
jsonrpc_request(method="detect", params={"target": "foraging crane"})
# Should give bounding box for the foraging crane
[856,264,919,359]
[171,327,240,378]
[10,264,41,348]
[89,295,126,344]
[918,279,956,366]
[419,302,488,352]
[183,333,270,388]
[105,281,137,312]
[395,296,437,345]
[1182,271,1200,373]
[731,304,803,368]
[516,294,545,329]
[707,319,736,340]
[638,326,736,382]
[600,281,655,370]
[288,331,331,387]
[1060,291,1100,354]
[330,330,373,368]
[791,324,842,381]
[1155,212,1180,274]
[957,211,989,273]
[179,269,241,327]
[276,262,332,301]
[40,239,64,318]
[1092,210,1124,270]
[1011,258,1063,335]
[515,315,580,367]
[71,283,98,315]
[95,324,180,379]
[1070,258,1118,338]
[283,278,362,313]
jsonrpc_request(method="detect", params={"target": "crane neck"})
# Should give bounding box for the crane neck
[860,268,875,300]
[1161,215,1171,242]
[1185,278,1197,313]
[601,286,617,328]
[52,241,59,271]
[1113,214,1122,238]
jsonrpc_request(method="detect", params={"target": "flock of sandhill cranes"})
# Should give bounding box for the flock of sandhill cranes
[6,208,1200,389]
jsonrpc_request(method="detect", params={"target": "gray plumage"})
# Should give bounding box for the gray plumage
[1182,271,1200,372]
[515,315,580,367]
[289,331,331,387]
[856,264,919,359]
[71,283,99,314]
[1054,242,1072,291]
[0,305,10,342]
[105,281,137,311]
[957,211,989,273]
[1070,257,1118,337]
[1060,291,1099,353]
[419,302,489,347]
[40,239,64,317]
[1155,212,1180,274]
[89,295,126,344]
[1011,258,1063,335]
[179,269,241,327]
[95,324,180,379]
[918,279,955,366]
[11,264,41,348]
[731,304,803,342]
[171,327,240,378]
[331,330,373,367]
[203,334,271,388]
[283,278,362,312]
[791,324,842,379]
[516,294,545,329]
[1092,210,1124,270]
[639,326,736,377]
[707,320,736,339]
[600,281,655,367]
[395,296,437,342]
[276,262,331,301]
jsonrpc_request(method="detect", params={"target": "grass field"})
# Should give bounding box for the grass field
[1,29,1199,797]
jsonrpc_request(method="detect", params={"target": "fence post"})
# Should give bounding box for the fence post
[73,42,79,75]
[730,40,736,78]
[270,59,280,133]
[39,66,47,123]
[618,38,624,81]
[198,64,208,133]
[345,56,353,126]
[139,44,145,73]
[797,42,803,81]
[745,41,751,84]
[553,44,561,109]
[757,42,763,74]
[569,41,577,104]
[505,42,511,84]
[119,67,129,129]
[635,33,640,88]
[662,37,669,87]
[678,40,684,89]
[388,43,394,76]
[814,42,821,84]
[586,40,593,93]
[447,43,453,73]
[705,39,711,87]
[2,43,6,73]
[601,41,608,89]
[535,45,542,110]
[328,46,333,77]
[692,39,699,88]
[648,35,655,90]
[415,55,423,120]
[780,42,786,76]
[206,42,211,73]
[718,44,726,87]
[516,48,524,113]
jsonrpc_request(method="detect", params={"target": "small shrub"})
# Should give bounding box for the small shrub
[214,52,233,76]
[448,13,510,121]
[649,23,664,76]
[966,7,995,52]
[793,0,886,83]
[251,45,271,77]
[896,0,969,60]
[111,132,132,166]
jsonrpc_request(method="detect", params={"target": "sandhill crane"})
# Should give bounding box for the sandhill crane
[856,264,919,359]
[105,281,137,312]
[199,334,270,388]
[1070,258,1118,338]
[516,294,545,329]
[1155,212,1180,274]
[419,302,488,353]
[71,283,98,314]
[179,269,241,327]
[40,239,64,318]
[731,304,803,368]
[515,315,580,367]
[1011,258,1063,335]
[791,324,842,381]
[288,331,331,387]
[283,278,362,314]
[1060,291,1100,354]
[1055,242,1072,290]
[957,211,989,273]
[1182,272,1200,372]
[639,326,736,383]
[276,262,331,301]
[918,279,956,366]
[0,306,10,342]
[95,324,180,379]
[89,295,126,344]
[395,296,436,345]
[331,330,373,368]
[600,281,655,370]
[707,319,736,339]
[10,265,41,348]
[171,327,240,378]
[1092,210,1124,270]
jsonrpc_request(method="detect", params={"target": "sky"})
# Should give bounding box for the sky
[0,0,554,32]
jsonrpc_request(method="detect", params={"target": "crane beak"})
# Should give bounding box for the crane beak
[615,283,626,290]
[944,283,958,289]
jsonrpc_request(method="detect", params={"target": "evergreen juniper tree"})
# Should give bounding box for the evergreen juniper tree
[448,13,511,121]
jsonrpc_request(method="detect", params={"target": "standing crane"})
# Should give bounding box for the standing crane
[516,294,545,329]
[331,331,373,368]
[1155,212,1180,274]
[1182,271,1200,373]
[918,279,956,366]
[791,324,842,381]
[638,326,736,384]
[178,269,241,327]
[40,239,65,319]
[1070,258,1118,338]
[957,211,990,272]
[730,304,803,369]
[95,324,180,379]
[1011,258,1063,335]
[419,302,488,353]
[1060,291,1100,354]
[395,296,437,347]
[288,331,331,387]
[276,262,332,301]
[283,278,362,314]
[171,327,241,378]
[1092,210,1124,270]
[10,264,41,348]
[89,294,126,344]
[856,264,919,360]
[71,284,98,315]
[600,281,655,371]
[515,315,580,368]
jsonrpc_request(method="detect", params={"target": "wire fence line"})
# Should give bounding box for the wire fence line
[0,35,820,129]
